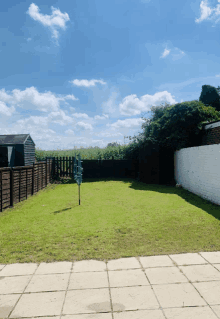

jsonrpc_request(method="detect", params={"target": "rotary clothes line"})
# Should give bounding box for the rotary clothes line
[73,154,83,205]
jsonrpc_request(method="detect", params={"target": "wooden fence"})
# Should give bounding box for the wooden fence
[47,156,75,178]
[138,142,176,186]
[47,156,139,180]
[0,159,53,213]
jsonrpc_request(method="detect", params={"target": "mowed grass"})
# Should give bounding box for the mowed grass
[0,176,220,264]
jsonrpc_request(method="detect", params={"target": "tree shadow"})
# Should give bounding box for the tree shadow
[49,175,220,222]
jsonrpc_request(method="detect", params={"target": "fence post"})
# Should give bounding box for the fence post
[46,158,47,187]
[41,163,43,189]
[66,156,68,177]
[19,169,21,203]
[32,163,35,195]
[59,157,61,177]
[26,168,28,199]
[10,168,14,208]
[0,170,2,212]
[71,156,73,178]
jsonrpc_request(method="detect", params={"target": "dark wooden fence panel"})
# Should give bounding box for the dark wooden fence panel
[50,157,74,178]
[138,142,176,185]
[0,159,53,213]
[159,146,176,185]
[138,143,160,184]
[48,156,139,180]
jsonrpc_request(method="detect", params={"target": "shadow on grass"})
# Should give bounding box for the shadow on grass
[49,175,220,222]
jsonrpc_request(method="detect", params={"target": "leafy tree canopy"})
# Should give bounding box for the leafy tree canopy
[105,142,121,148]
[199,84,220,112]
[123,99,220,159]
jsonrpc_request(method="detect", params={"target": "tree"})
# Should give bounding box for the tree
[199,85,220,112]
[123,100,220,159]
[105,142,121,148]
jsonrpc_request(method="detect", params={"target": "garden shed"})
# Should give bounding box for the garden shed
[0,134,35,168]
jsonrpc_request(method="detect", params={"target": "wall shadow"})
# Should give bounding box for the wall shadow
[49,175,220,222]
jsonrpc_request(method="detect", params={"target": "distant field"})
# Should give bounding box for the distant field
[35,144,137,162]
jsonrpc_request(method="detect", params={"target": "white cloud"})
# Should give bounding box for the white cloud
[70,113,90,119]
[58,94,79,102]
[94,114,109,120]
[70,79,107,87]
[195,0,214,23]
[118,91,177,116]
[0,101,15,116]
[0,85,180,150]
[195,0,220,25]
[27,3,70,43]
[160,48,171,58]
[160,46,186,60]
[0,87,78,113]
[101,91,119,115]
[107,118,144,129]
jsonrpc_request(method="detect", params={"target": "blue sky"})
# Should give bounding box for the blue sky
[1,0,220,151]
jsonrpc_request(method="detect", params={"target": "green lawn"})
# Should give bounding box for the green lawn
[0,176,220,264]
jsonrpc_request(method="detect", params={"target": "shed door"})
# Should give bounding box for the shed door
[0,146,8,167]
[8,146,15,167]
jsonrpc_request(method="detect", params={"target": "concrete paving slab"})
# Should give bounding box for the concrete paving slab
[215,264,220,271]
[0,263,38,276]
[194,281,220,305]
[139,255,175,268]
[24,273,69,292]
[0,294,21,318]
[200,251,220,263]
[9,291,65,317]
[69,271,109,289]
[61,314,112,319]
[152,283,207,308]
[62,288,111,314]
[0,275,31,294]
[110,286,160,311]
[107,257,140,270]
[35,261,72,274]
[211,305,220,318]
[169,253,208,265]
[108,269,150,287]
[163,306,218,319]
[144,267,188,285]
[0,251,220,318]
[179,264,220,282]
[113,309,166,319]
[73,260,107,272]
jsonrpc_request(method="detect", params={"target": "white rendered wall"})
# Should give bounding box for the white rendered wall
[174,144,220,206]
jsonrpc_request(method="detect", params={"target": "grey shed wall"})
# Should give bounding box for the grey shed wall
[0,134,35,168]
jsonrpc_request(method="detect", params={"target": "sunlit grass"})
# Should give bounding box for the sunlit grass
[0,176,219,264]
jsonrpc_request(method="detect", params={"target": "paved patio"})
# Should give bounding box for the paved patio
[0,251,220,318]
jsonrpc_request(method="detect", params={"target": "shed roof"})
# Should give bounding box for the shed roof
[0,134,35,146]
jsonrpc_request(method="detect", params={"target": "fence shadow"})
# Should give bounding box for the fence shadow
[49,175,220,222]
